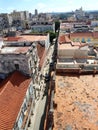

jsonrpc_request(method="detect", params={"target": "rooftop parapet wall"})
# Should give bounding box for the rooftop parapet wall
[56,63,98,74]
[58,49,88,59]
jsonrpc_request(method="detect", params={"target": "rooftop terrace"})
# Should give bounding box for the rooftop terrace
[53,75,98,130]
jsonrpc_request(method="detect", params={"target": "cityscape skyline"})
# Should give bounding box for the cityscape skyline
[0,0,98,13]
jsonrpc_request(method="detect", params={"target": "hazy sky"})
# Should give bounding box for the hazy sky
[0,0,98,13]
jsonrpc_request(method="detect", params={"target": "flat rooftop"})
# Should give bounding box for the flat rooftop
[4,35,47,42]
[58,43,79,50]
[19,35,47,42]
[0,47,30,54]
[53,75,98,130]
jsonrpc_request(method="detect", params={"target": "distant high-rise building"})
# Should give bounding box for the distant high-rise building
[9,10,30,28]
[75,7,85,20]
[0,13,11,30]
[10,10,25,21]
[24,11,30,21]
[35,9,38,16]
[29,13,32,20]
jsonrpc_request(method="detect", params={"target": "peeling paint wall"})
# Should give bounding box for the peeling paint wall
[0,53,30,75]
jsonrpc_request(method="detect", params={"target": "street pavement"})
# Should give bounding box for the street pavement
[28,90,47,130]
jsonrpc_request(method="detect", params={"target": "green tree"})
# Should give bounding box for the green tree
[45,30,56,43]
[55,21,60,32]
[49,31,56,43]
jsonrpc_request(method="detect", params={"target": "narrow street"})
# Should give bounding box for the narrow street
[28,89,48,130]
[28,44,55,130]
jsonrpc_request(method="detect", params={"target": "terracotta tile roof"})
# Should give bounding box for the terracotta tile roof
[70,32,98,39]
[37,43,46,68]
[4,37,22,41]
[4,35,47,42]
[58,35,71,44]
[70,32,92,38]
[0,71,31,130]
[19,35,47,42]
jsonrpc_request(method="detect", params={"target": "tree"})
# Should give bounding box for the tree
[55,21,60,32]
[49,31,56,43]
[45,31,56,43]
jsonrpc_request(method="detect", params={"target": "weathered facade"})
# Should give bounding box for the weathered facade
[0,45,39,81]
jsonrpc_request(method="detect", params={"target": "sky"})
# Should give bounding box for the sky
[0,0,98,14]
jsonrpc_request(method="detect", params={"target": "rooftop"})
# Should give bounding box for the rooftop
[0,71,31,130]
[54,75,98,130]
[19,35,47,42]
[70,32,98,39]
[4,35,47,42]
[58,43,79,50]
[58,34,88,50]
[0,46,30,54]
[58,35,71,44]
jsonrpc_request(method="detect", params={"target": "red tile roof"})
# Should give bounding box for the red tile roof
[19,35,47,42]
[4,37,22,41]
[59,35,71,44]
[70,32,93,38]
[70,32,98,39]
[0,71,31,130]
[37,43,46,68]
[4,35,47,42]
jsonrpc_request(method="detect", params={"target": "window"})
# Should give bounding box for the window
[15,64,19,70]
[24,42,26,46]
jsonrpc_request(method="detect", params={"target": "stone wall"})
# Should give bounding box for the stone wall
[0,53,30,76]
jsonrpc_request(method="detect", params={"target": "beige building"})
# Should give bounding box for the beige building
[8,10,30,28]
[0,13,11,30]
[10,10,25,21]
[56,34,98,73]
